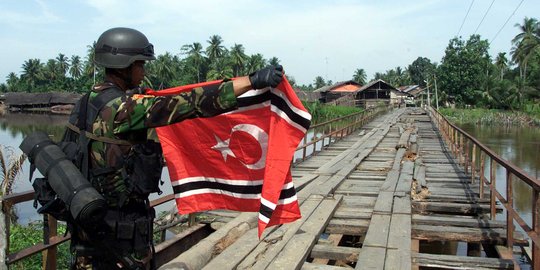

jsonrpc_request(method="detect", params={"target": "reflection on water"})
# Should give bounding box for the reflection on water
[0,113,174,224]
[460,123,540,227]
[416,122,538,266]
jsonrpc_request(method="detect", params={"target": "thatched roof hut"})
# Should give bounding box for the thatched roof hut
[0,92,81,107]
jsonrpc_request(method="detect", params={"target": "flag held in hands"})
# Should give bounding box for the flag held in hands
[154,77,311,237]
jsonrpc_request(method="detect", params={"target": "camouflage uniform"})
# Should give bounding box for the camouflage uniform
[69,80,237,269]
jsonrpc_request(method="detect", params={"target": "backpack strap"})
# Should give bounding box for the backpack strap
[75,86,126,178]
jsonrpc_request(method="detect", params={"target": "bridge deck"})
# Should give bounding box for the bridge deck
[160,108,523,270]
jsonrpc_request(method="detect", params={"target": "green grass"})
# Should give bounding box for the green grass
[302,101,363,124]
[439,108,540,126]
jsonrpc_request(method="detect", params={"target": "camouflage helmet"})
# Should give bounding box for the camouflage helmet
[94,27,156,68]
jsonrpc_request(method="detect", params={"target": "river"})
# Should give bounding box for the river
[0,113,176,224]
[0,112,325,224]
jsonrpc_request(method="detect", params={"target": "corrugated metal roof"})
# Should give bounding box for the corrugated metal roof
[313,80,361,93]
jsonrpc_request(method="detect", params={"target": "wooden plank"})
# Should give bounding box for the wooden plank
[412,214,505,228]
[268,196,343,270]
[326,219,369,235]
[395,161,415,193]
[412,252,514,269]
[312,234,344,264]
[301,262,350,270]
[333,208,372,219]
[362,214,391,248]
[397,130,411,149]
[385,249,411,270]
[232,195,326,270]
[354,246,386,270]
[392,195,411,215]
[310,244,359,262]
[373,191,394,214]
[379,170,400,192]
[412,225,528,245]
[387,214,411,250]
[341,197,377,207]
[495,245,520,270]
[412,201,491,215]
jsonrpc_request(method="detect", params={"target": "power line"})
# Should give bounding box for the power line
[457,0,475,37]
[490,0,525,45]
[473,0,495,35]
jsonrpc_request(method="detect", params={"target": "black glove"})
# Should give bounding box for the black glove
[249,65,284,89]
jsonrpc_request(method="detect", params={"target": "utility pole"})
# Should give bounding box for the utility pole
[434,74,439,110]
[424,79,430,108]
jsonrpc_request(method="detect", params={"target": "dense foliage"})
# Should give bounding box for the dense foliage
[9,222,70,270]
[302,101,363,124]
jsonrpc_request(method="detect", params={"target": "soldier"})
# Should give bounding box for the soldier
[65,27,283,269]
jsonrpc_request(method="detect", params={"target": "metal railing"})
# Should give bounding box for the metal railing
[295,104,389,163]
[429,107,540,269]
[0,104,392,269]
[0,191,176,269]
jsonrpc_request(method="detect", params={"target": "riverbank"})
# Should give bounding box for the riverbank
[440,108,540,127]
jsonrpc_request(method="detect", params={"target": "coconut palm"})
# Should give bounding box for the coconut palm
[268,57,280,66]
[511,17,540,80]
[206,58,233,80]
[69,55,83,79]
[353,68,367,85]
[44,59,60,82]
[246,54,266,74]
[0,145,26,224]
[206,35,226,62]
[494,52,508,80]
[229,44,247,77]
[21,59,43,90]
[85,42,97,85]
[6,72,19,91]
[152,53,175,89]
[56,53,69,77]
[181,42,205,82]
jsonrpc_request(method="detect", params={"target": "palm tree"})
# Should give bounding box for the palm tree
[353,68,367,85]
[246,54,266,74]
[56,53,69,77]
[206,35,226,62]
[6,73,19,91]
[85,42,97,85]
[0,146,26,224]
[268,57,280,66]
[206,58,233,80]
[511,17,540,80]
[494,52,508,80]
[152,53,175,89]
[21,59,43,90]
[44,59,60,82]
[229,44,247,77]
[181,42,205,82]
[313,76,326,89]
[69,55,83,79]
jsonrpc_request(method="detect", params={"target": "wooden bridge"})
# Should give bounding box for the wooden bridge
[2,107,539,270]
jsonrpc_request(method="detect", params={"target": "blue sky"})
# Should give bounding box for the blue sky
[0,0,538,86]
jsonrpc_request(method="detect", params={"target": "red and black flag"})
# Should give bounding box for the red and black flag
[153,77,311,237]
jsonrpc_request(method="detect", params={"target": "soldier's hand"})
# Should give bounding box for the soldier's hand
[249,65,284,89]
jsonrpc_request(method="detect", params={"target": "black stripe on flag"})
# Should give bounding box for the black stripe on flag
[279,185,297,200]
[237,89,311,131]
[259,203,273,221]
[173,181,262,195]
[237,90,272,107]
[270,92,311,130]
